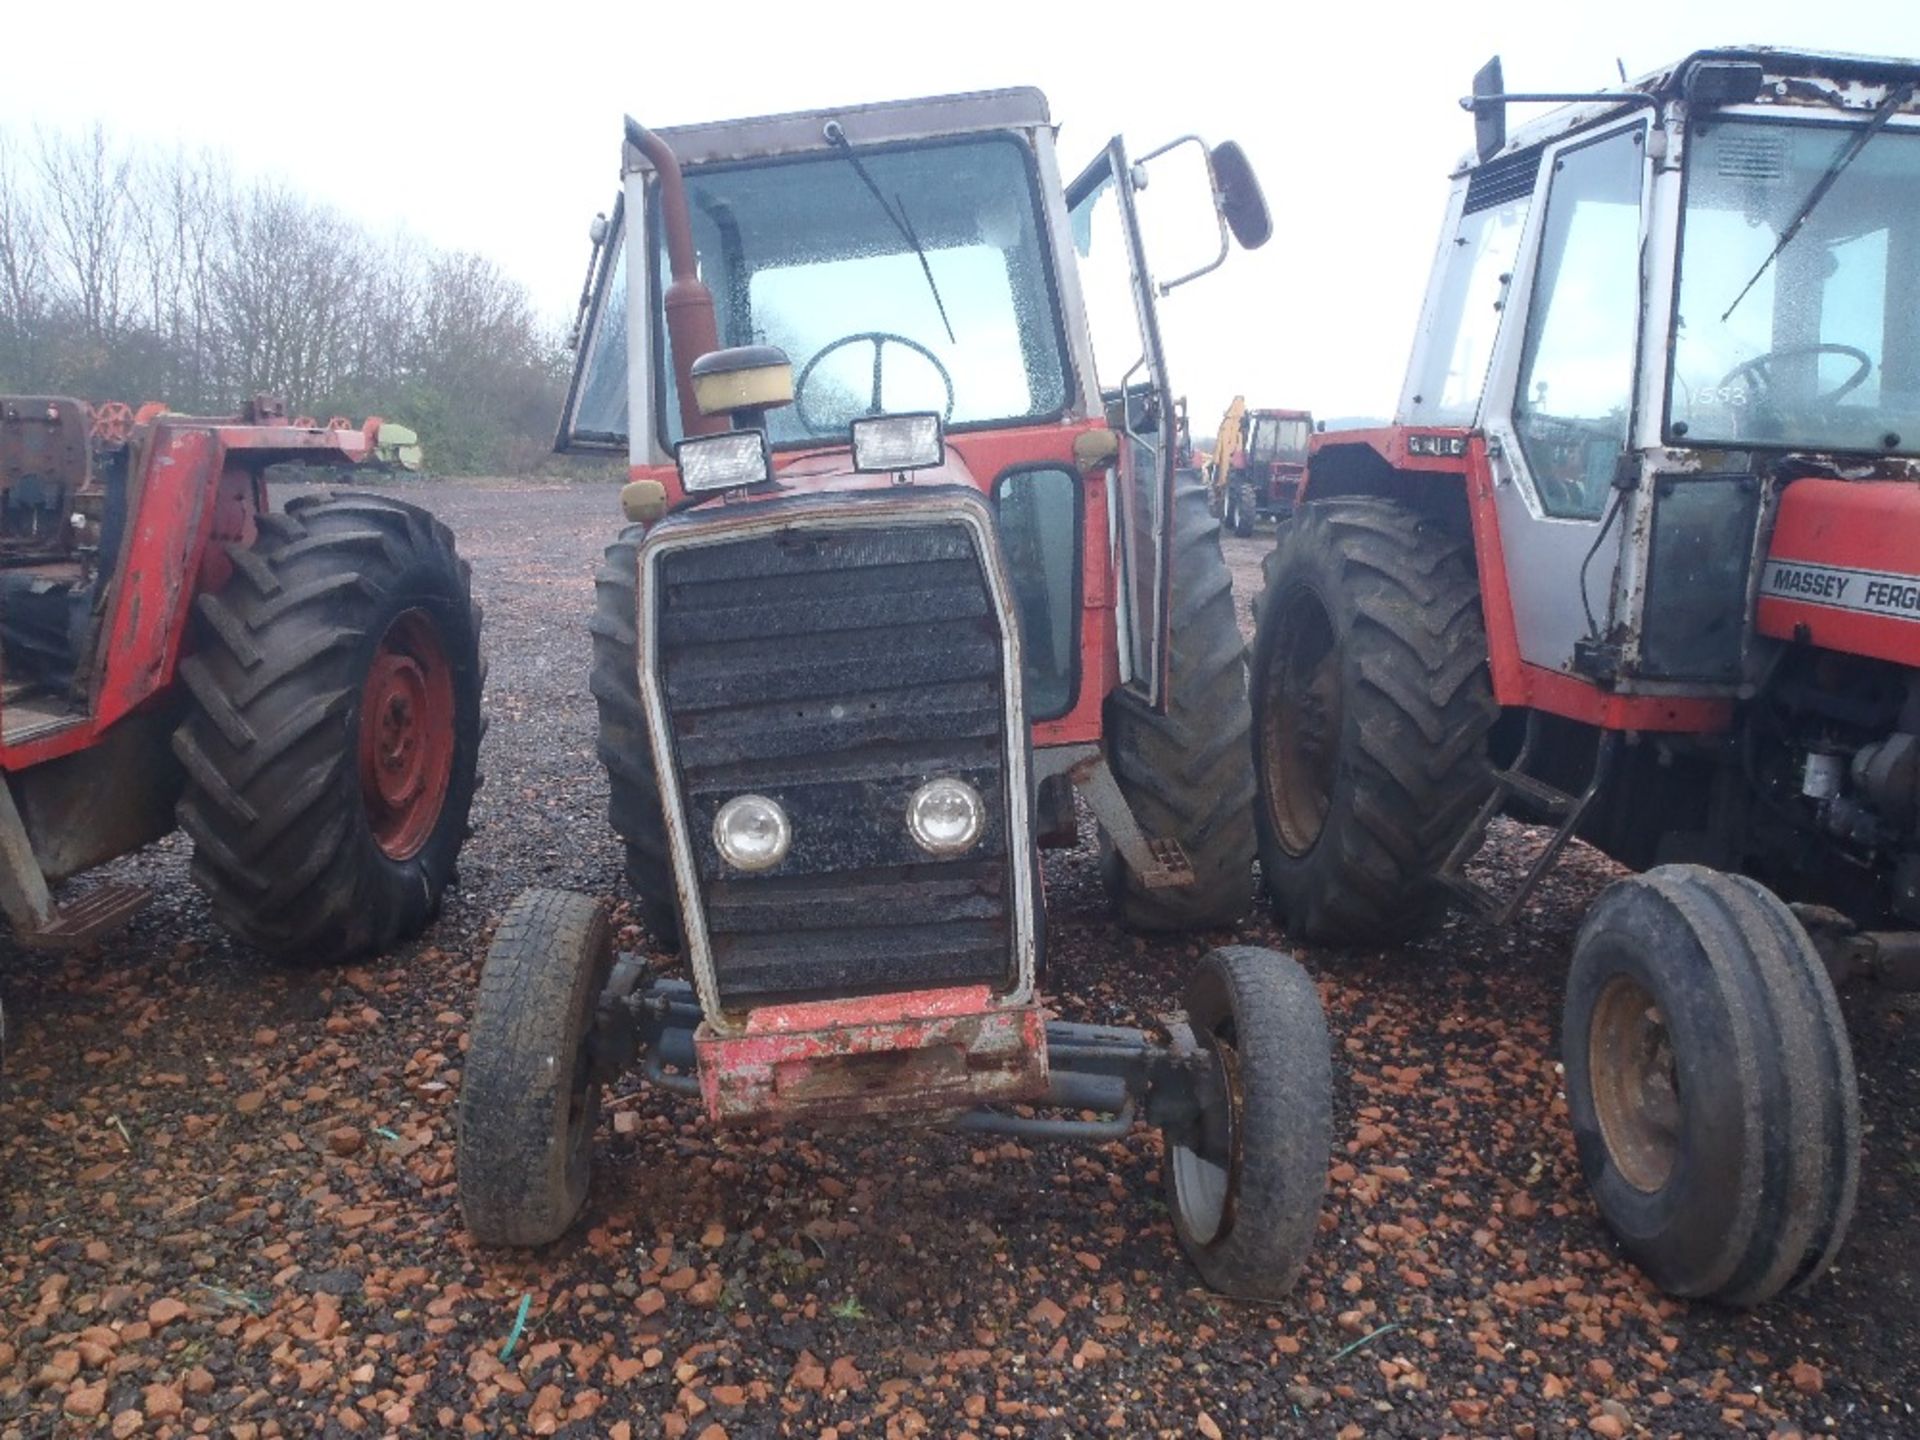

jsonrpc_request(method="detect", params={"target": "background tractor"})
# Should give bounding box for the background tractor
[0,395,482,971]
[1249,48,1920,1306]
[1207,396,1314,536]
[456,89,1333,1301]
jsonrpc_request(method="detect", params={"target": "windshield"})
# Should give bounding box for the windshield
[1249,416,1310,462]
[1670,115,1920,455]
[651,134,1070,447]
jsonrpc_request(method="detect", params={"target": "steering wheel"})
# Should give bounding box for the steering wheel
[793,331,956,437]
[1719,343,1873,405]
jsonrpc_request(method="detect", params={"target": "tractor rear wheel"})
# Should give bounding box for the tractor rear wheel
[175,491,484,961]
[1563,866,1859,1305]
[1101,472,1256,931]
[589,525,679,946]
[1250,499,1495,944]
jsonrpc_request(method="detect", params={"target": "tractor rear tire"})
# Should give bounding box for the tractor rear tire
[1164,945,1332,1299]
[458,888,614,1247]
[1101,472,1256,932]
[174,491,484,962]
[589,525,679,947]
[1563,866,1859,1306]
[1250,499,1496,944]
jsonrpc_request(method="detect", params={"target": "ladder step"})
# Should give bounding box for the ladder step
[1494,767,1580,818]
[15,884,150,949]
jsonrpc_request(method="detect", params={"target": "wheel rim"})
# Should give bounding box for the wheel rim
[1588,974,1682,1193]
[357,608,457,861]
[1260,587,1341,857]
[1169,1039,1240,1246]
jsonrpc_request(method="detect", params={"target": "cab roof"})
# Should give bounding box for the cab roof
[1461,46,1920,175]
[625,88,1051,172]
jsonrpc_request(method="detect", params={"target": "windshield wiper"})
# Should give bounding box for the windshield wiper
[823,121,956,344]
[1722,80,1915,322]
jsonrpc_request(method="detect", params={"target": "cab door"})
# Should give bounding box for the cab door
[1066,139,1176,709]
[1478,119,1651,677]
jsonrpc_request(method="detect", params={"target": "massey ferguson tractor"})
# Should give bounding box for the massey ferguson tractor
[0,397,482,974]
[455,89,1333,1299]
[1209,398,1315,537]
[1250,47,1920,1306]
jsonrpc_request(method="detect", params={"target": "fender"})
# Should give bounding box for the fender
[1294,425,1729,733]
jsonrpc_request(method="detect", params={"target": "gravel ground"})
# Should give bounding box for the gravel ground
[3,479,1918,1438]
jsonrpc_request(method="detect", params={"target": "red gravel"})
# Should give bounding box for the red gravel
[1,485,1915,1437]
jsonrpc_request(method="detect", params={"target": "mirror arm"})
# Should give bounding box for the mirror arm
[1157,216,1230,296]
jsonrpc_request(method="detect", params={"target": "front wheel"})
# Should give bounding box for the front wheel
[1563,866,1859,1306]
[458,889,615,1247]
[1165,945,1331,1299]
[174,491,484,962]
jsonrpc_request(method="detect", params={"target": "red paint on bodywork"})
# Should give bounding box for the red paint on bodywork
[1758,476,1920,668]
[696,988,1048,1123]
[1,409,404,771]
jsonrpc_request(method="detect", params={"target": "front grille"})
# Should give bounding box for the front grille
[654,518,1014,1006]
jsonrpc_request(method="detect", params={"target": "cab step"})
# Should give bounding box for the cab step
[14,884,151,949]
[1436,713,1616,926]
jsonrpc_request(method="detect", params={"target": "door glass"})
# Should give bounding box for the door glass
[1512,126,1646,518]
[558,199,630,451]
[1067,140,1172,704]
[995,468,1079,719]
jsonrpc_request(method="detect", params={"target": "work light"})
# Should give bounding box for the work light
[851,413,945,473]
[677,430,772,492]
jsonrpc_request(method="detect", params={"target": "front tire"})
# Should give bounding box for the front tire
[1165,945,1332,1299]
[1250,499,1495,944]
[174,491,484,962]
[1102,472,1256,931]
[458,888,614,1247]
[1563,866,1859,1306]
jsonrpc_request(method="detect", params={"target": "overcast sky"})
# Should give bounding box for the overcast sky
[7,0,1916,432]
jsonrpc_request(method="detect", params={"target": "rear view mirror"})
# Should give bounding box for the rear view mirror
[1209,142,1271,251]
[1472,56,1506,163]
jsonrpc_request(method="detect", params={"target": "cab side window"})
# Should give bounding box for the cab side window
[1512,126,1647,519]
[1406,153,1535,426]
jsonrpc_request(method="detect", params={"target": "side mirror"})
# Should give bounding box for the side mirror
[1472,55,1506,163]
[1209,142,1271,251]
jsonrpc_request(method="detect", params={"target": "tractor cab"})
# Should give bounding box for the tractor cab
[1352,48,1920,702]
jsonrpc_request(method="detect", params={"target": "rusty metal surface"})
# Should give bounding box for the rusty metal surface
[695,991,1047,1123]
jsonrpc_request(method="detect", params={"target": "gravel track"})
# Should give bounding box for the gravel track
[1,480,1916,1438]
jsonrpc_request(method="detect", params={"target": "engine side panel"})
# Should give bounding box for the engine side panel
[1758,478,1920,668]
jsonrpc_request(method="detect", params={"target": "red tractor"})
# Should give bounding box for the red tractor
[1211,399,1314,537]
[1250,48,1920,1305]
[0,395,482,975]
[456,90,1334,1300]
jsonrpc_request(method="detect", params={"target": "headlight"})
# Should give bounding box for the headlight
[713,793,791,872]
[677,429,772,492]
[906,777,985,855]
[851,412,944,473]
